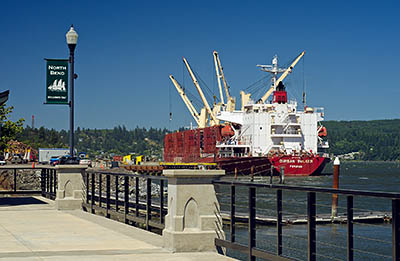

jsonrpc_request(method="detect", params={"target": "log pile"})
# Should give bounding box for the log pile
[6,140,38,161]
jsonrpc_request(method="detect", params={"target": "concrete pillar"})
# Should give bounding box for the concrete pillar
[55,165,87,210]
[162,169,225,252]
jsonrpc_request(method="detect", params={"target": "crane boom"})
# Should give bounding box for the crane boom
[260,51,305,103]
[213,51,231,101]
[183,57,218,124]
[213,51,224,105]
[169,75,201,126]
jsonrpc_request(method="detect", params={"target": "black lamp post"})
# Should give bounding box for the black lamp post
[66,25,78,157]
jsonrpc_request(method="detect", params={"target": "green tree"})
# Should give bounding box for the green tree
[0,104,24,151]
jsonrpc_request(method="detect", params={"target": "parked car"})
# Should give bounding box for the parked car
[50,156,60,166]
[79,158,92,167]
[59,155,80,165]
[0,155,6,166]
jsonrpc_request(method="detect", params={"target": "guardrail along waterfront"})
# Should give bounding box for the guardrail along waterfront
[213,179,400,261]
[82,170,167,233]
[0,166,56,198]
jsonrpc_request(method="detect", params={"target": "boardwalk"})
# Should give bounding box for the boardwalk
[0,196,234,260]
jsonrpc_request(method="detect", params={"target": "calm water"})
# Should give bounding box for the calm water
[216,161,400,260]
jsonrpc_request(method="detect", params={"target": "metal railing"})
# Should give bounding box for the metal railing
[213,179,400,261]
[41,168,57,199]
[0,166,56,198]
[83,170,167,234]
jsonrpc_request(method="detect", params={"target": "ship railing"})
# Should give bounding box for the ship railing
[213,179,400,261]
[83,170,168,234]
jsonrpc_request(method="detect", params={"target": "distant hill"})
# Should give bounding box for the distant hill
[323,119,400,161]
[16,119,400,161]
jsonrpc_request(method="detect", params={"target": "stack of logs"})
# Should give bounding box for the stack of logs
[6,140,38,161]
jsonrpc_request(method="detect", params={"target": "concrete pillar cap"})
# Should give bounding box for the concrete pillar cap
[163,169,225,178]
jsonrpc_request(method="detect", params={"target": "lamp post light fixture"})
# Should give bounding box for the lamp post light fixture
[66,25,78,157]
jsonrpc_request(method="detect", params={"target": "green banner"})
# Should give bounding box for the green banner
[45,59,69,104]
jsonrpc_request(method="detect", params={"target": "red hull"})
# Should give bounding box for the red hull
[270,154,330,176]
[164,128,329,176]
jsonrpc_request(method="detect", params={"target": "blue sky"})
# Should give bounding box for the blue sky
[1,0,399,130]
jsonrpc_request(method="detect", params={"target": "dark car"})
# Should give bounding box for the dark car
[59,155,80,165]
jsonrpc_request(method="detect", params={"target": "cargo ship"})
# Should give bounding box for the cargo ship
[164,51,330,176]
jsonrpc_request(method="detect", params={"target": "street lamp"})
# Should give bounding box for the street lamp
[66,25,78,157]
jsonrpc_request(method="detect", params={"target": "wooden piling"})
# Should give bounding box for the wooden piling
[270,165,273,184]
[332,157,340,217]
[279,167,285,184]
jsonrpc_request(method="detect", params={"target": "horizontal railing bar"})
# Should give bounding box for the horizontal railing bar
[82,202,165,230]
[0,190,41,195]
[314,252,344,261]
[215,238,249,254]
[88,193,167,213]
[353,234,392,244]
[352,247,392,259]
[213,180,400,199]
[252,247,293,261]
[0,167,56,170]
[86,170,168,180]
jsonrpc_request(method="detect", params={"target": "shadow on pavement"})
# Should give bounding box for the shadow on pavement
[0,197,48,206]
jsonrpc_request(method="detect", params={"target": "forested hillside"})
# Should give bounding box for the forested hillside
[323,119,400,161]
[15,119,400,161]
[16,126,169,159]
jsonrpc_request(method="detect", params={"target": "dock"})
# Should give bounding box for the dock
[221,211,391,225]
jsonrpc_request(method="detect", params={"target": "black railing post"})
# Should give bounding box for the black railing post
[135,177,139,217]
[393,199,400,261]
[106,174,110,218]
[98,174,102,208]
[91,173,95,213]
[53,169,57,194]
[347,196,354,261]
[124,175,129,224]
[160,179,164,224]
[230,185,236,243]
[86,173,89,204]
[308,192,316,261]
[115,175,119,212]
[277,189,282,256]
[46,169,50,193]
[41,169,45,196]
[13,168,17,192]
[50,169,53,194]
[146,177,152,230]
[248,187,256,261]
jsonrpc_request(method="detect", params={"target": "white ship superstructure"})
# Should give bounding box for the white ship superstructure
[215,52,329,158]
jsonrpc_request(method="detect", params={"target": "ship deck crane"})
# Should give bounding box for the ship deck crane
[213,51,235,112]
[183,57,218,125]
[169,75,202,127]
[258,51,305,103]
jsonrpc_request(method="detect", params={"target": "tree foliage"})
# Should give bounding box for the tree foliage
[17,126,169,159]
[0,104,24,151]
[323,119,400,161]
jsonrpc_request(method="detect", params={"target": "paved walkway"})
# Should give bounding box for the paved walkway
[0,196,234,260]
